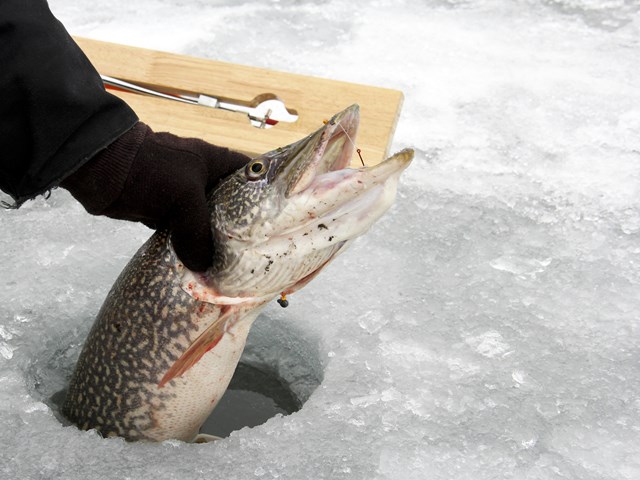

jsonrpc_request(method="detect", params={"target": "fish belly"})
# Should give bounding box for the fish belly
[143,310,259,441]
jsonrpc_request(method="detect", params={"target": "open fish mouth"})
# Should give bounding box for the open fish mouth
[274,104,414,242]
[284,104,361,197]
[202,103,413,299]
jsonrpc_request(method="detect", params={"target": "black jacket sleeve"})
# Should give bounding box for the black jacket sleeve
[0,0,138,206]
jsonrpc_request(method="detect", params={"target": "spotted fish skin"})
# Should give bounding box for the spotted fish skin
[62,231,247,441]
[62,105,413,441]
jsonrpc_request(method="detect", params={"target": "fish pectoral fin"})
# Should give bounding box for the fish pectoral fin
[158,306,234,388]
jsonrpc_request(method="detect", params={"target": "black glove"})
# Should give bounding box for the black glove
[61,122,250,272]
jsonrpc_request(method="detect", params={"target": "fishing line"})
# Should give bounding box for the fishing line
[324,119,366,166]
[277,118,366,309]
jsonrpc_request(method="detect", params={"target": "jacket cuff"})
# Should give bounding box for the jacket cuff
[61,122,149,214]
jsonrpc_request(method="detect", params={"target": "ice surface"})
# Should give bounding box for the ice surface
[2,0,640,478]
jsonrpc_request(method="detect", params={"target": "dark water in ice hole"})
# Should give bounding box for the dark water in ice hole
[50,362,301,439]
[200,362,301,438]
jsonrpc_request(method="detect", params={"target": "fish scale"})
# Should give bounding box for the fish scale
[62,231,201,439]
[62,105,413,441]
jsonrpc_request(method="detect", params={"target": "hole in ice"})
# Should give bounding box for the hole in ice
[37,311,323,440]
[48,361,301,438]
[199,362,300,438]
[200,310,324,437]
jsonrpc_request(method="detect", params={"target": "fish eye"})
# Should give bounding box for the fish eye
[246,159,269,180]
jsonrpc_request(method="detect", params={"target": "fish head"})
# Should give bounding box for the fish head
[192,105,413,301]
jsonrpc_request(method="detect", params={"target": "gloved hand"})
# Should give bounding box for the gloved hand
[61,122,250,272]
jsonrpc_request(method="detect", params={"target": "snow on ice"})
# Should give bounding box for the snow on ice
[2,1,640,479]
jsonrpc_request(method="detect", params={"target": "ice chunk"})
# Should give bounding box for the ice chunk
[465,330,511,358]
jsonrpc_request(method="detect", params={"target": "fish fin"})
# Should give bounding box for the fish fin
[158,306,234,388]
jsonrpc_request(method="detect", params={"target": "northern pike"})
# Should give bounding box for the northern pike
[62,105,413,441]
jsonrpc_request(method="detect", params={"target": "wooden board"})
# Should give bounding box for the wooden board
[74,37,404,167]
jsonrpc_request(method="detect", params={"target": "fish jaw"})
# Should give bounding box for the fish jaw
[275,148,414,248]
[282,104,360,198]
[178,104,414,302]
[208,105,361,244]
[190,145,414,300]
